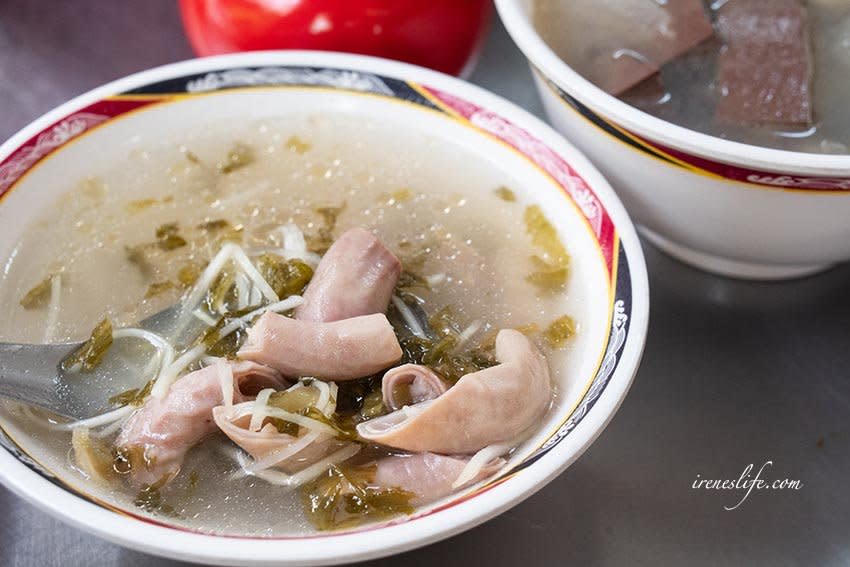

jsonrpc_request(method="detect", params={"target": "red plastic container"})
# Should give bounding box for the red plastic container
[180,0,493,76]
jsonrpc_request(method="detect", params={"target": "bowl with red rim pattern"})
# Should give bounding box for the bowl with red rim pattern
[497,0,850,280]
[0,51,648,565]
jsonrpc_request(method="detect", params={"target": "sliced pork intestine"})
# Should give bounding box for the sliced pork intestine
[212,408,347,475]
[357,329,552,454]
[238,311,402,381]
[116,360,287,485]
[382,364,448,411]
[373,452,505,505]
[295,227,401,323]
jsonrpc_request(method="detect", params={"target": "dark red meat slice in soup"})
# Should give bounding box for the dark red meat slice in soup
[715,0,813,126]
[593,0,714,96]
[716,0,809,45]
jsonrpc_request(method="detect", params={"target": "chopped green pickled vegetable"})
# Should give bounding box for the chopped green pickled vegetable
[265,418,299,436]
[392,300,499,383]
[309,203,346,253]
[303,407,362,442]
[257,254,314,299]
[394,189,413,202]
[202,323,246,359]
[208,332,244,359]
[382,189,413,204]
[396,270,429,292]
[396,240,429,271]
[434,352,494,383]
[264,385,362,440]
[155,223,187,251]
[134,475,177,516]
[113,444,156,475]
[422,335,458,366]
[398,336,431,366]
[334,375,381,416]
[126,198,158,214]
[108,380,154,407]
[71,428,114,482]
[494,186,516,202]
[524,205,570,291]
[428,306,461,338]
[62,319,113,373]
[526,258,568,291]
[316,204,345,229]
[197,219,230,231]
[399,335,495,384]
[197,219,243,246]
[219,142,254,174]
[19,275,58,310]
[266,388,371,446]
[360,389,385,419]
[268,387,320,413]
[108,388,140,407]
[177,262,202,287]
[525,205,569,265]
[543,315,576,349]
[125,244,154,275]
[285,136,311,154]
[219,225,245,246]
[206,270,236,313]
[194,304,257,358]
[154,222,178,239]
[477,330,497,353]
[301,464,414,531]
[145,281,175,299]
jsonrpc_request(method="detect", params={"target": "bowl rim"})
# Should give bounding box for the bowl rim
[495,0,850,176]
[0,50,649,566]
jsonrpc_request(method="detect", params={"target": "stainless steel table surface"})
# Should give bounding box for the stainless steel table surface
[1,2,848,566]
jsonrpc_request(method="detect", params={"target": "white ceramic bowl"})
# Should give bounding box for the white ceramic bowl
[0,52,648,565]
[497,0,850,280]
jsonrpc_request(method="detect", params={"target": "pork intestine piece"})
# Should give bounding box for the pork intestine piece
[295,227,401,323]
[238,311,402,381]
[206,229,402,481]
[373,452,505,505]
[382,364,449,411]
[212,408,346,474]
[357,329,552,454]
[116,361,287,485]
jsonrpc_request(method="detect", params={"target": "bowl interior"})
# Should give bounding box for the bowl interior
[496,0,850,175]
[0,55,644,564]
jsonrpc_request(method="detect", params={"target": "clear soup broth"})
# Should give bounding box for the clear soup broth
[0,111,584,535]
[535,0,850,154]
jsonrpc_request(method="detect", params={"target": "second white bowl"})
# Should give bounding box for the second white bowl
[498,0,850,280]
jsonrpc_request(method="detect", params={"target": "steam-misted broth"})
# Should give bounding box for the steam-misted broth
[535,0,850,153]
[0,112,585,535]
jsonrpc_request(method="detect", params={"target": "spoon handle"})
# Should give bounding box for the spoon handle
[0,342,78,416]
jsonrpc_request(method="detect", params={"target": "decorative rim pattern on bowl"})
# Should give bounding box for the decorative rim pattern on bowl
[534,75,850,193]
[538,76,850,193]
[0,53,648,564]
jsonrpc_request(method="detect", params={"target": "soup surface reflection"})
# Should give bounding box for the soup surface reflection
[0,112,584,535]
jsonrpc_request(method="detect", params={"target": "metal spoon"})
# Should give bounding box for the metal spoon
[0,295,432,421]
[0,304,182,420]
